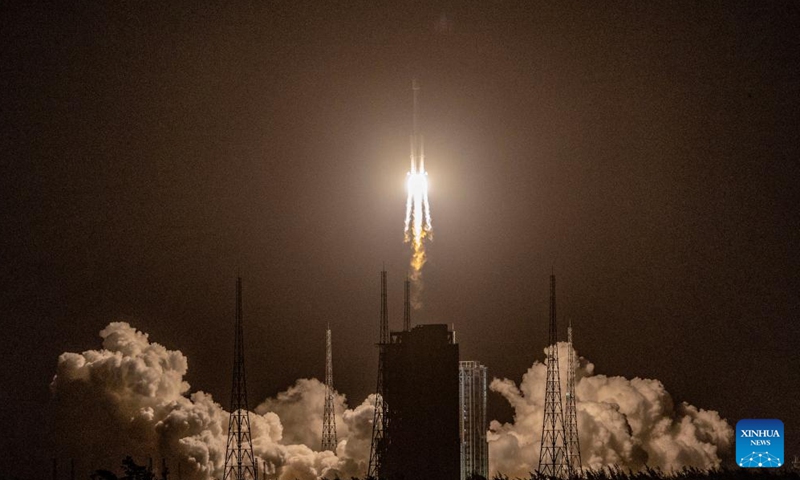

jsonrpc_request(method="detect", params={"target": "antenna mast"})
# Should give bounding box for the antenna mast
[564,318,582,475]
[538,274,568,477]
[223,277,258,480]
[322,325,338,451]
[368,269,390,478]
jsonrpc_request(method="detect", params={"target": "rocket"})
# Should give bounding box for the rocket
[404,79,432,261]
[403,78,432,290]
[410,79,425,175]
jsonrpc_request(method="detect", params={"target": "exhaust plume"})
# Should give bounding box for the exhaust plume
[50,322,374,480]
[488,342,734,477]
[51,323,730,479]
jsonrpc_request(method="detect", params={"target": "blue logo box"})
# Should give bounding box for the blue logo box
[736,419,784,468]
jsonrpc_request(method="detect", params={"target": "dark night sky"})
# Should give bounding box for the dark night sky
[1,2,799,477]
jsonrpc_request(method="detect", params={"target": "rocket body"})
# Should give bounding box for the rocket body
[404,80,432,279]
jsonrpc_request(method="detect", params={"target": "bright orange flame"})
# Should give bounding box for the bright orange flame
[404,160,432,279]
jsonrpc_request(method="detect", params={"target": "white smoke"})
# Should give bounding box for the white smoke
[52,323,733,479]
[254,378,375,475]
[488,342,734,477]
[51,322,374,480]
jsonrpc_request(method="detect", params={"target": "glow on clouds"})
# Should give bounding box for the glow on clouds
[488,342,733,477]
[51,323,732,479]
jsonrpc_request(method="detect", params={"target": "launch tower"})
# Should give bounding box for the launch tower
[384,324,460,480]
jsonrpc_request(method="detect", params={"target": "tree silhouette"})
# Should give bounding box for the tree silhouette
[121,456,156,480]
[89,470,118,480]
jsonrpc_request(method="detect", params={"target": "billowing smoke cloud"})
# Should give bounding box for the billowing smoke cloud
[51,322,374,480]
[254,378,375,477]
[488,342,733,477]
[52,323,733,479]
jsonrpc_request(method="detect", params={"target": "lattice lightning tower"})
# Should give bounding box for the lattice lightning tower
[223,277,258,480]
[564,318,582,476]
[538,274,568,478]
[368,270,390,478]
[322,325,338,451]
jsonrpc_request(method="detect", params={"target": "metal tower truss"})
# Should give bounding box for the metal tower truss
[564,319,582,476]
[368,270,390,479]
[322,325,338,452]
[538,274,568,478]
[223,277,258,480]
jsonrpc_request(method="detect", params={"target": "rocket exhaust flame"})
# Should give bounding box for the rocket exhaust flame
[404,80,432,307]
[405,161,431,271]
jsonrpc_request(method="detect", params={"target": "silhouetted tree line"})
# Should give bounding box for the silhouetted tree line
[361,467,799,480]
[63,460,799,480]
[489,466,800,480]
[89,456,168,480]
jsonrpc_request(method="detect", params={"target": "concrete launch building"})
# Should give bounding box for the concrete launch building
[459,361,488,480]
[384,324,460,480]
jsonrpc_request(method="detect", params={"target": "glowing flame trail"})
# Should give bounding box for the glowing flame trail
[404,80,432,306]
[405,145,432,273]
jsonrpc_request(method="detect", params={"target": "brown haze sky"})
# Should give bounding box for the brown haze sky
[1,2,798,478]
